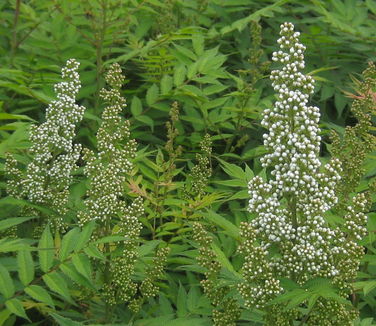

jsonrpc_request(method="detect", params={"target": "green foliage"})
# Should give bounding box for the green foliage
[0,0,375,325]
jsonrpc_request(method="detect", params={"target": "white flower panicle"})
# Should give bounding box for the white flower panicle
[239,23,368,323]
[6,59,85,230]
[78,63,143,304]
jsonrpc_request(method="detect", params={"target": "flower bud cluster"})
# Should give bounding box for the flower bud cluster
[6,59,85,230]
[190,134,212,197]
[239,23,368,324]
[193,222,240,326]
[331,61,376,202]
[78,63,142,304]
[306,298,358,326]
[140,247,170,298]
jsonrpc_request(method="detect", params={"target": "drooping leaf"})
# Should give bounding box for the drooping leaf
[202,211,239,240]
[43,272,74,304]
[25,285,55,308]
[0,216,36,232]
[5,298,30,321]
[60,262,95,290]
[50,313,83,326]
[0,263,14,298]
[71,254,92,281]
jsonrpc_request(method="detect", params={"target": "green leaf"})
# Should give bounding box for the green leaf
[84,244,105,260]
[93,235,129,244]
[176,282,187,317]
[220,0,290,35]
[0,238,30,252]
[60,262,95,290]
[202,211,239,240]
[75,221,96,252]
[217,157,246,180]
[0,263,14,298]
[25,285,55,308]
[192,34,204,56]
[211,243,240,277]
[161,75,173,94]
[173,44,197,61]
[138,240,162,257]
[72,254,92,281]
[43,272,74,304]
[174,65,187,86]
[5,298,29,321]
[0,113,34,121]
[136,115,154,131]
[17,250,34,286]
[50,313,83,326]
[165,318,210,326]
[131,96,143,117]
[38,225,54,272]
[60,227,80,260]
[0,216,36,232]
[146,84,159,106]
[0,309,12,326]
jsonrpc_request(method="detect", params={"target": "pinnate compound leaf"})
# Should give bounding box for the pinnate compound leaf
[5,298,30,321]
[17,250,34,286]
[38,225,54,272]
[25,285,55,308]
[0,263,15,298]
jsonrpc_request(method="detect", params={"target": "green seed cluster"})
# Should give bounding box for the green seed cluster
[331,61,376,202]
[140,247,170,298]
[307,299,358,326]
[6,59,85,230]
[193,222,240,326]
[190,134,212,197]
[163,101,183,183]
[264,305,300,326]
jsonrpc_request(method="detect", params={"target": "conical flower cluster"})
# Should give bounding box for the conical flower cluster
[6,59,85,230]
[239,23,368,324]
[78,63,143,304]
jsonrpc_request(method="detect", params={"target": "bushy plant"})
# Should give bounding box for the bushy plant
[0,1,376,325]
[238,22,370,325]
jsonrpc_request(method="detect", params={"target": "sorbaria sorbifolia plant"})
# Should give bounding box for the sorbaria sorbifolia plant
[6,59,85,231]
[193,222,240,326]
[331,61,376,201]
[239,23,368,325]
[78,63,168,309]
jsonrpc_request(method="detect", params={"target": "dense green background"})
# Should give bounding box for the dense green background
[0,0,375,325]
